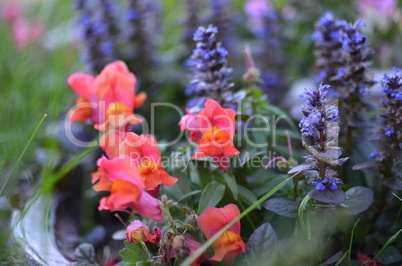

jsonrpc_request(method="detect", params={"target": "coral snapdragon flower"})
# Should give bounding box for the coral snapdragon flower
[179,99,240,173]
[100,130,178,191]
[67,61,146,131]
[92,156,163,222]
[197,204,246,262]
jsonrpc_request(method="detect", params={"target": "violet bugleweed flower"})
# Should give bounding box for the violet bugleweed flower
[186,25,242,109]
[371,69,402,188]
[182,0,203,58]
[125,0,160,73]
[299,84,347,191]
[312,12,374,150]
[74,0,116,74]
[209,0,234,50]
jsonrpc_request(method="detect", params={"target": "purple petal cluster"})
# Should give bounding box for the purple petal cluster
[186,25,242,109]
[125,0,160,71]
[209,0,234,50]
[313,12,373,95]
[299,84,339,145]
[74,0,116,74]
[371,69,402,179]
[299,84,346,191]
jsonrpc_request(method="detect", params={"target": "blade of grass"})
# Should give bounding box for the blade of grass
[348,219,360,265]
[298,194,311,236]
[180,171,300,266]
[368,229,402,264]
[0,114,47,197]
[40,142,98,193]
[335,251,349,266]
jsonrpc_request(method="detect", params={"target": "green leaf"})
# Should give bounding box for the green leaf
[318,251,344,266]
[263,105,298,131]
[376,246,401,265]
[310,188,346,204]
[238,185,261,210]
[243,223,278,264]
[369,229,402,264]
[343,186,373,216]
[162,169,191,201]
[119,241,147,264]
[264,198,298,218]
[223,173,238,200]
[238,151,266,167]
[197,181,225,214]
[177,190,202,202]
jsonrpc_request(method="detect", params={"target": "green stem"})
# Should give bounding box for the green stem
[0,114,47,197]
[348,219,360,266]
[180,172,299,266]
[238,200,255,231]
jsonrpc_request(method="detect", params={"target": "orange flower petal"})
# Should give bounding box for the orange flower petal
[99,180,141,211]
[91,168,112,191]
[210,231,246,262]
[133,92,147,109]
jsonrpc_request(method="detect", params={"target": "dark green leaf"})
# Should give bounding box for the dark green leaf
[352,161,380,170]
[238,185,261,210]
[376,246,401,265]
[264,105,298,131]
[310,188,346,204]
[197,181,225,214]
[238,151,266,167]
[223,173,238,200]
[318,251,344,266]
[343,186,373,215]
[75,243,96,265]
[384,178,402,191]
[244,223,278,264]
[264,198,298,218]
[119,241,147,264]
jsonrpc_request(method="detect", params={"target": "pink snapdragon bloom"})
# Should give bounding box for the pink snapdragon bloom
[179,111,203,144]
[179,99,240,173]
[92,156,164,222]
[100,130,178,191]
[13,19,44,49]
[356,252,377,266]
[1,2,21,23]
[358,0,396,17]
[67,61,146,131]
[244,0,271,33]
[358,0,397,30]
[126,220,162,244]
[198,204,246,262]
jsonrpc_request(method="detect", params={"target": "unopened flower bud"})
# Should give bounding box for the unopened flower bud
[161,195,168,204]
[166,199,178,208]
[172,235,190,259]
[277,160,290,172]
[185,214,198,228]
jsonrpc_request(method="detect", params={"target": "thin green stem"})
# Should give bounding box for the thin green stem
[348,219,360,266]
[238,199,255,231]
[298,194,311,236]
[369,229,402,264]
[180,172,299,266]
[0,114,47,197]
